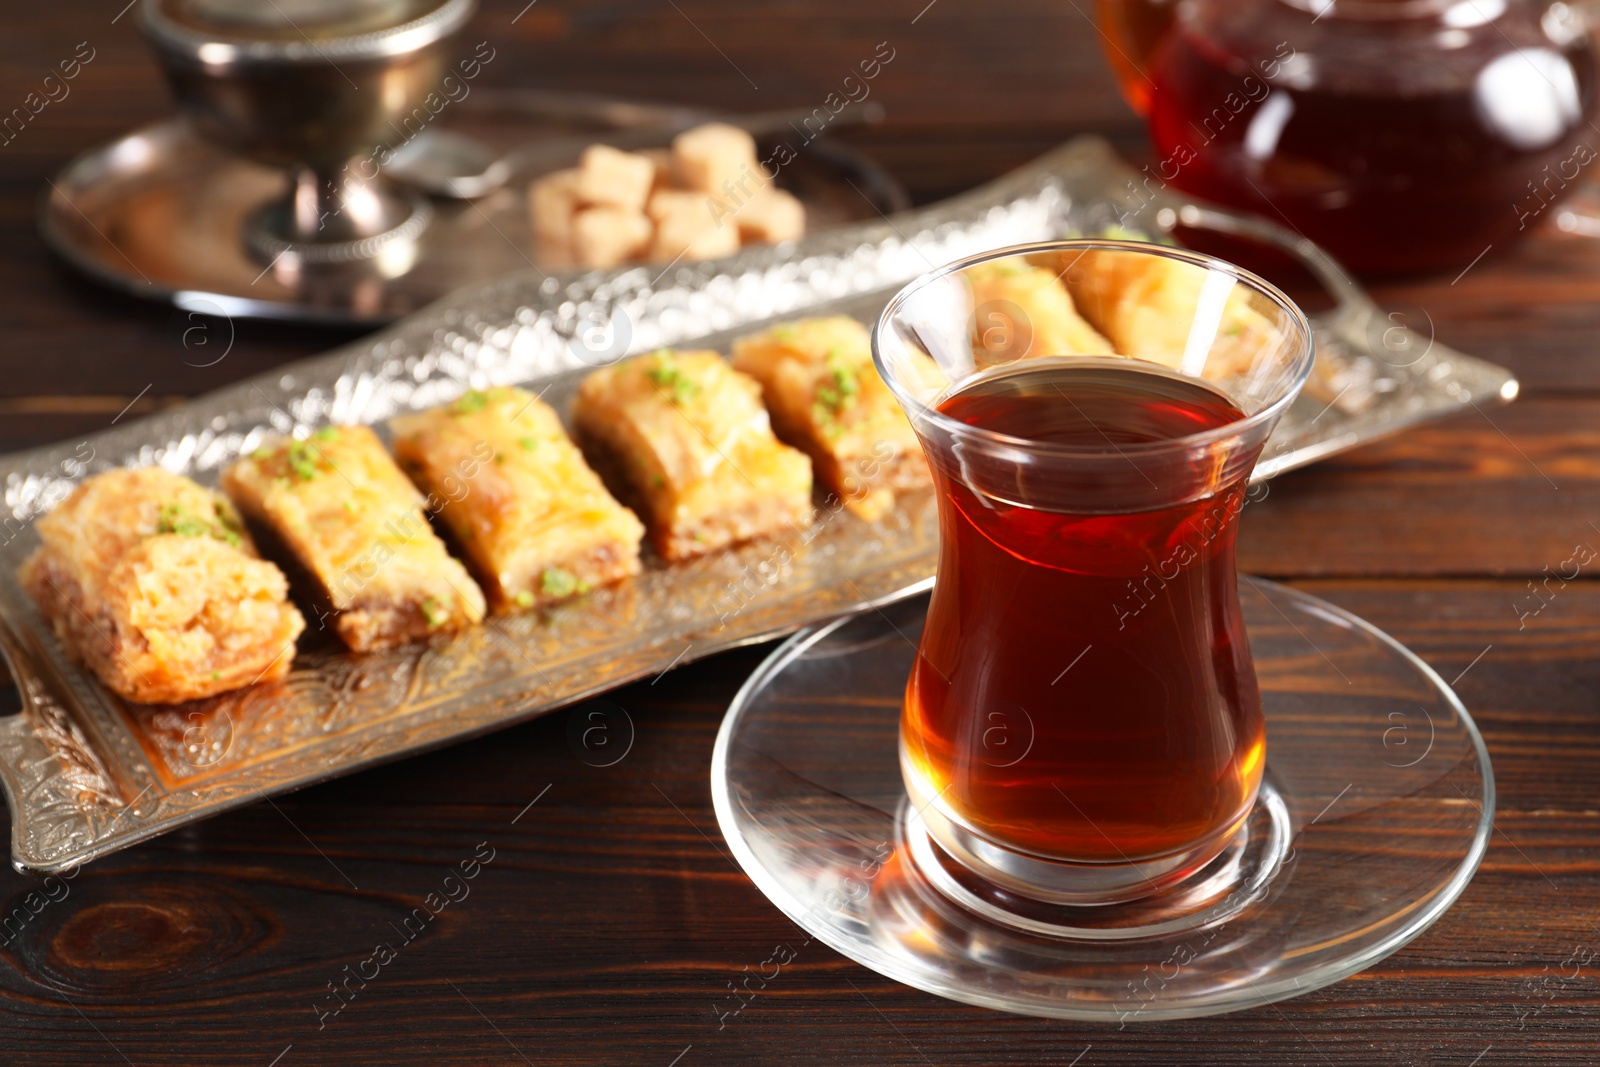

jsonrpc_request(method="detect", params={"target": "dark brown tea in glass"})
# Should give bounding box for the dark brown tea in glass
[903,362,1264,865]
[874,242,1314,904]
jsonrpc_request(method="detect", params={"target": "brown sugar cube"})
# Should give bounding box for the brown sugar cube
[571,206,652,268]
[671,122,759,194]
[647,191,739,262]
[736,188,806,245]
[649,211,740,262]
[575,144,654,212]
[639,147,677,192]
[646,188,705,223]
[528,168,581,244]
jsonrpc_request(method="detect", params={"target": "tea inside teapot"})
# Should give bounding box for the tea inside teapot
[1125,0,1597,274]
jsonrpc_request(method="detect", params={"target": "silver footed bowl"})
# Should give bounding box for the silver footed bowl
[137,0,477,262]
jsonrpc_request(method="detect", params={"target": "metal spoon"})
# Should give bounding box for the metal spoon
[386,102,885,200]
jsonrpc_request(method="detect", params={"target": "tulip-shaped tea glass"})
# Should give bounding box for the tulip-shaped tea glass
[712,240,1492,1020]
[876,241,1313,907]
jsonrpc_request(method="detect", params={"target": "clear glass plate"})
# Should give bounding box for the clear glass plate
[711,577,1493,1021]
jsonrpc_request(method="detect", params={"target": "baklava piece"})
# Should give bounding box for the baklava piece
[965,260,1115,366]
[222,426,485,652]
[390,387,645,612]
[1059,249,1281,379]
[732,316,933,521]
[18,468,305,704]
[572,349,813,561]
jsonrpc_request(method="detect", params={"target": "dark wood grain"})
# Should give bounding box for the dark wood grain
[1239,398,1599,578]
[2,1,1599,1063]
[0,582,1590,1066]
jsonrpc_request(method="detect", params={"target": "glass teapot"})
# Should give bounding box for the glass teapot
[1096,0,1597,275]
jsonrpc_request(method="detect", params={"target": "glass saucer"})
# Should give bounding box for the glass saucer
[710,577,1493,1021]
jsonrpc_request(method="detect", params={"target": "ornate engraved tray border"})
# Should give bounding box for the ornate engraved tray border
[0,137,1515,872]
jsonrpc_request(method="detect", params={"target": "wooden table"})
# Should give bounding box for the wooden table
[1,3,1594,1063]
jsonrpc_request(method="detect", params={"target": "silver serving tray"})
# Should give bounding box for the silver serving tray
[0,137,1515,872]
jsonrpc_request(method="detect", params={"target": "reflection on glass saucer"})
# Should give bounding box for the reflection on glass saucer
[711,579,1492,1021]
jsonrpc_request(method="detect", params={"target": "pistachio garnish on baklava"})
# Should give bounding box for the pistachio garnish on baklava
[222,425,485,652]
[731,316,939,522]
[572,349,813,561]
[18,467,305,704]
[390,386,644,612]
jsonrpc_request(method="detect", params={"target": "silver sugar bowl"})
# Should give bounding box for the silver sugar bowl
[139,0,476,265]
